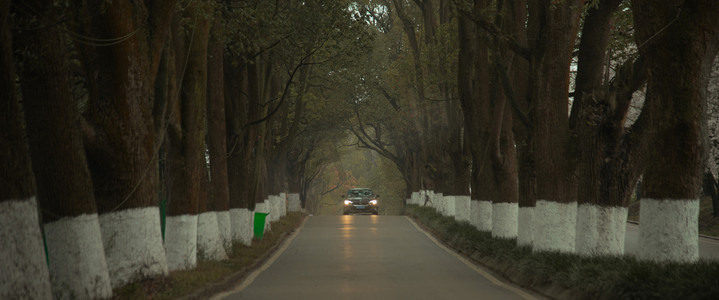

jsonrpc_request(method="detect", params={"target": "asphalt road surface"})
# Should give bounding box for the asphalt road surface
[215,216,539,300]
[624,223,719,260]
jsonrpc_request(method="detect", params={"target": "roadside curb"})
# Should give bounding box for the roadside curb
[179,215,308,300]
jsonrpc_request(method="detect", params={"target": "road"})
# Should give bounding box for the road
[214,216,539,300]
[624,223,719,259]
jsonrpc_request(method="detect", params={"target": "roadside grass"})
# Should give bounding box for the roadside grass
[113,211,306,300]
[405,205,719,300]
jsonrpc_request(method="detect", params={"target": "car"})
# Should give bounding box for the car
[342,188,379,215]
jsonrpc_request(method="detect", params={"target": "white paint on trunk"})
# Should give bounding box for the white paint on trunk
[230,208,253,246]
[517,207,534,247]
[288,193,301,212]
[454,196,471,222]
[445,196,456,217]
[44,213,112,299]
[638,198,699,263]
[279,193,287,217]
[436,193,445,215]
[475,200,492,232]
[575,204,627,256]
[533,200,576,253]
[267,196,278,222]
[216,210,232,252]
[492,202,518,239]
[99,206,168,288]
[164,214,198,272]
[0,197,52,299]
[197,212,228,261]
[411,192,420,205]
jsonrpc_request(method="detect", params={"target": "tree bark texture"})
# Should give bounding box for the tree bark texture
[0,1,53,297]
[14,0,98,222]
[77,0,176,213]
[167,4,211,217]
[207,14,230,214]
[527,0,583,204]
[634,0,719,200]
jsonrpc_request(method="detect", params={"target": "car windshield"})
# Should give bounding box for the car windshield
[347,189,373,197]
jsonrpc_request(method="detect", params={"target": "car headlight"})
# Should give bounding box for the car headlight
[344,200,352,205]
[370,200,377,205]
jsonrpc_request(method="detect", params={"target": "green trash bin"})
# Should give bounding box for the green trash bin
[254,212,269,239]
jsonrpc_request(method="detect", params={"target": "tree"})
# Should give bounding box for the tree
[0,1,52,297]
[633,0,719,263]
[525,0,584,253]
[165,0,217,271]
[571,0,648,256]
[206,6,233,253]
[73,0,176,287]
[12,0,112,297]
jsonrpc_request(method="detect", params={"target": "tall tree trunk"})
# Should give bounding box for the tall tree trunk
[207,12,232,253]
[165,1,212,271]
[74,0,176,287]
[633,0,719,263]
[0,1,52,297]
[460,0,495,232]
[196,5,228,262]
[572,0,629,256]
[527,0,583,253]
[13,1,112,297]
[489,70,519,239]
[506,0,534,247]
[225,62,253,246]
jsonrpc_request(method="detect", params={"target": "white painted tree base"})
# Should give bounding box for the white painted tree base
[445,196,456,217]
[288,193,301,212]
[279,193,288,217]
[576,204,627,256]
[44,213,112,299]
[230,208,253,246]
[164,215,198,271]
[0,197,52,299]
[410,192,420,205]
[533,200,576,253]
[454,196,471,222]
[99,206,168,288]
[474,200,492,232]
[517,207,534,247]
[492,202,518,239]
[216,210,232,252]
[435,193,445,215]
[197,212,228,261]
[638,198,699,263]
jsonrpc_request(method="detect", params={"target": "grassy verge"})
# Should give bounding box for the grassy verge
[113,212,306,300]
[405,205,719,300]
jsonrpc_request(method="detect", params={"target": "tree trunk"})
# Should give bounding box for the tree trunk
[489,74,519,239]
[165,2,212,271]
[73,0,176,287]
[525,0,583,253]
[196,5,228,262]
[225,62,254,246]
[571,0,633,256]
[0,1,52,297]
[13,1,112,297]
[207,13,232,253]
[633,0,719,263]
